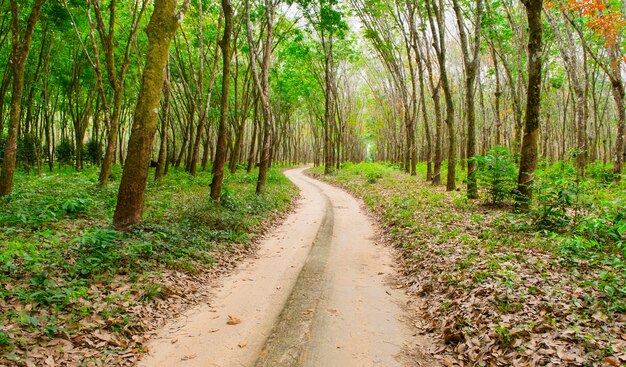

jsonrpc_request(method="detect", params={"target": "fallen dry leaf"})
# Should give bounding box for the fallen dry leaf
[227,315,242,325]
[604,356,621,366]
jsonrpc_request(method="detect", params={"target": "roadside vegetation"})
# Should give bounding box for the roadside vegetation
[310,159,626,366]
[0,166,296,366]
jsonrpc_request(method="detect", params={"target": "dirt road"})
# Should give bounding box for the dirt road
[138,168,434,367]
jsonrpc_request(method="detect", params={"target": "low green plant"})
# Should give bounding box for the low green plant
[55,139,75,167]
[84,139,103,165]
[471,146,517,205]
[17,133,38,173]
[73,229,120,276]
[495,324,512,349]
[534,166,580,230]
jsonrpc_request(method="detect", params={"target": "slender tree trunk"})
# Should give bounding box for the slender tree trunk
[244,0,275,194]
[452,0,482,199]
[491,45,502,146]
[230,115,247,174]
[608,44,626,179]
[0,0,46,197]
[155,65,171,181]
[321,29,336,175]
[210,0,233,201]
[516,0,543,209]
[247,108,258,173]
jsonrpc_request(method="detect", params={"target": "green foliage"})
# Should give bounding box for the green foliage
[84,139,102,165]
[73,229,120,276]
[17,133,38,172]
[471,146,517,205]
[533,163,579,230]
[0,169,110,228]
[138,283,165,302]
[55,139,75,167]
[0,332,10,348]
[495,324,512,349]
[578,214,626,250]
[0,165,297,355]
[587,162,615,185]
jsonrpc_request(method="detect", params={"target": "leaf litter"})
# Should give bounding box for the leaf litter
[312,168,626,367]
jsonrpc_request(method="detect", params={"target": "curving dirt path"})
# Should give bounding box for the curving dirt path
[137,168,435,367]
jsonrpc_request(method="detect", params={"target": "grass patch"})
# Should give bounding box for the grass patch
[0,165,297,365]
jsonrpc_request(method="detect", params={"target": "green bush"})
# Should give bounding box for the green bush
[471,146,517,205]
[55,139,75,167]
[587,162,615,185]
[534,164,579,230]
[17,133,38,172]
[85,139,102,165]
[73,229,121,276]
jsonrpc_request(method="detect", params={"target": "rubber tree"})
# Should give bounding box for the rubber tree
[155,64,171,181]
[563,0,625,180]
[87,0,149,186]
[244,0,277,195]
[516,0,543,210]
[425,0,457,191]
[113,0,190,230]
[545,8,589,177]
[452,0,483,199]
[210,0,234,201]
[293,0,348,174]
[0,0,47,198]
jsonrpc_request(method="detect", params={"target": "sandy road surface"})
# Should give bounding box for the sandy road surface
[138,168,434,367]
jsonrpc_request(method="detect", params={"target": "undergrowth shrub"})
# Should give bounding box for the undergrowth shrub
[73,229,121,276]
[471,146,517,205]
[587,162,615,185]
[85,139,103,165]
[17,133,38,173]
[55,139,75,167]
[533,163,581,230]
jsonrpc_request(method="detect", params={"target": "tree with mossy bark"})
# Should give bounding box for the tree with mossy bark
[113,0,190,230]
[0,0,47,198]
[516,0,543,210]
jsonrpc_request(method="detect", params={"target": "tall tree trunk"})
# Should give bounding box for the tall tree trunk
[247,107,259,173]
[491,45,503,146]
[322,31,336,175]
[452,0,483,199]
[245,0,275,194]
[608,43,626,180]
[0,0,46,197]
[426,0,457,191]
[210,0,233,201]
[230,114,247,174]
[155,64,171,181]
[113,0,189,229]
[516,0,543,209]
[546,9,589,176]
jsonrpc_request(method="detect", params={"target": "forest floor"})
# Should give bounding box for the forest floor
[137,167,437,367]
[2,163,625,367]
[310,162,626,367]
[0,166,297,367]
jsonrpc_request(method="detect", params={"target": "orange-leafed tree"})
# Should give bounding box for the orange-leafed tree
[557,0,626,179]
